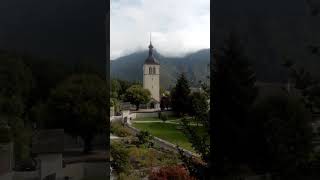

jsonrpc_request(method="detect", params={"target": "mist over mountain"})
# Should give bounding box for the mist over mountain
[0,0,107,75]
[213,0,320,83]
[111,49,210,89]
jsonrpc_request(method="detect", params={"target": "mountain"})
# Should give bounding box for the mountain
[110,49,210,89]
[213,1,320,83]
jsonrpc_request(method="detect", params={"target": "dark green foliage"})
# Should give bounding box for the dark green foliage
[48,74,108,153]
[211,33,257,175]
[0,120,11,143]
[111,142,130,173]
[123,85,151,110]
[0,53,34,162]
[136,130,154,148]
[251,95,313,179]
[171,73,191,116]
[283,60,320,112]
[178,113,210,179]
[110,122,133,137]
[159,113,168,123]
[160,96,170,110]
[189,92,208,121]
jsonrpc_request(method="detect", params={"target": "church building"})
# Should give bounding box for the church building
[143,38,160,109]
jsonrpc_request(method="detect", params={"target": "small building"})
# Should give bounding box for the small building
[32,129,64,180]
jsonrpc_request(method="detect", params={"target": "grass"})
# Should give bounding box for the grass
[132,122,196,152]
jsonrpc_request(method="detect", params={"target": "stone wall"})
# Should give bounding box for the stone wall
[12,170,40,180]
[134,111,174,119]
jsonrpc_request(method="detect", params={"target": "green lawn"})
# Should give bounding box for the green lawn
[132,122,195,152]
[133,117,180,122]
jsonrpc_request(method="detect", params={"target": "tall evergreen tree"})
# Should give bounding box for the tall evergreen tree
[211,32,257,176]
[171,73,191,116]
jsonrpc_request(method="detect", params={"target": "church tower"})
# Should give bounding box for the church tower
[143,36,160,103]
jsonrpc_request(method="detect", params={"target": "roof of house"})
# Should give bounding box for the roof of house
[32,129,64,154]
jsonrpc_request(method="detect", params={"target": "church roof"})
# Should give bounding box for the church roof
[144,39,160,65]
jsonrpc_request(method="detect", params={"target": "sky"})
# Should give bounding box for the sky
[110,0,210,60]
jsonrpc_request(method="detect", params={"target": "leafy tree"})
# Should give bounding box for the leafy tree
[251,95,313,179]
[211,32,257,176]
[171,73,191,116]
[160,96,170,110]
[189,92,208,125]
[123,85,151,110]
[111,79,121,99]
[178,112,211,179]
[0,54,34,163]
[48,74,108,153]
[283,59,320,112]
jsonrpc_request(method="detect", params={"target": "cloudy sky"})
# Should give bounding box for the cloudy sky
[110,0,210,60]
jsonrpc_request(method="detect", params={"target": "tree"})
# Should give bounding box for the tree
[179,113,211,179]
[251,95,313,179]
[0,53,34,164]
[189,92,208,124]
[48,74,108,153]
[211,32,257,176]
[111,79,121,99]
[123,85,151,110]
[171,73,191,116]
[160,96,170,110]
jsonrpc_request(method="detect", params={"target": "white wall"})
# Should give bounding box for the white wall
[38,154,63,180]
[143,64,160,102]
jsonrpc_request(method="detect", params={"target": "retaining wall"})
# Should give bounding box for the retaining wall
[134,111,174,119]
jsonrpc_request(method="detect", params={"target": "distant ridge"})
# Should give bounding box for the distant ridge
[110,49,210,89]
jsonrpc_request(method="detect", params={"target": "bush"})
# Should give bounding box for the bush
[159,113,168,123]
[136,130,154,147]
[149,165,196,180]
[110,142,130,173]
[110,122,132,137]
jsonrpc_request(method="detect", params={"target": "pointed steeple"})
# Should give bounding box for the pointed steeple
[148,32,153,55]
[144,33,159,65]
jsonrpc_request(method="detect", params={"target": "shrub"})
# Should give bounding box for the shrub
[136,130,154,147]
[149,165,196,180]
[110,122,132,137]
[110,142,130,173]
[159,113,168,123]
[118,172,141,180]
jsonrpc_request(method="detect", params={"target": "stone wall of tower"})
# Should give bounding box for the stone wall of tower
[143,64,160,102]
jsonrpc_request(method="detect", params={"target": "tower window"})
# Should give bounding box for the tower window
[149,67,152,74]
[153,67,156,74]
